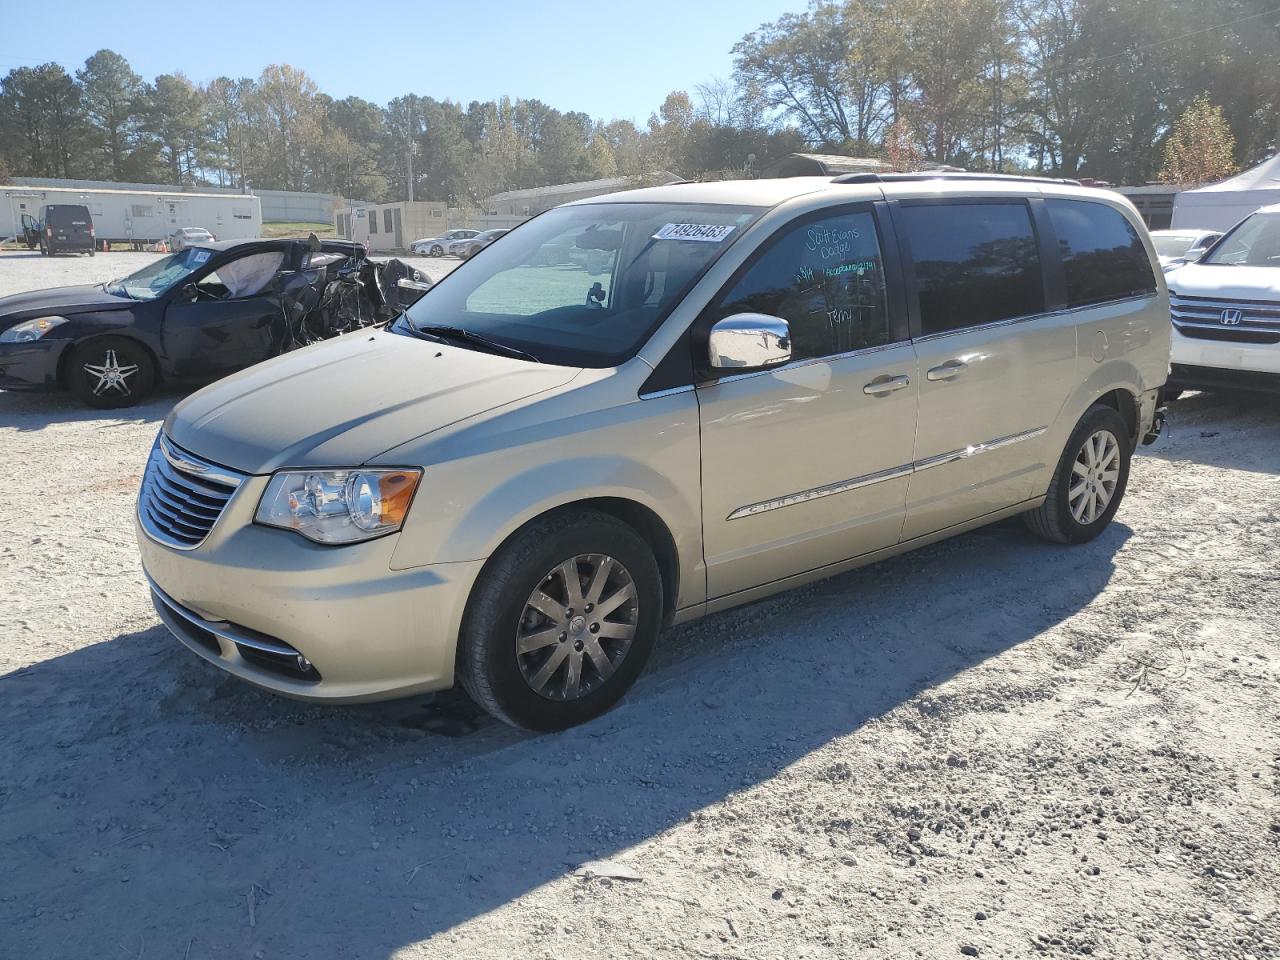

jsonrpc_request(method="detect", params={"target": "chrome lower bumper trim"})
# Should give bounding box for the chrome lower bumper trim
[146,573,299,657]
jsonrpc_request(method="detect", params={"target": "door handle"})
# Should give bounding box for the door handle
[863,374,911,396]
[927,359,968,381]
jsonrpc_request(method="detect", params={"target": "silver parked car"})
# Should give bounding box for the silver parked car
[1149,228,1222,271]
[137,174,1169,730]
[168,227,215,251]
[455,228,510,259]
[410,229,479,256]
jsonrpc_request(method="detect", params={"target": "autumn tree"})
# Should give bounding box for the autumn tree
[1160,95,1237,185]
[882,115,923,171]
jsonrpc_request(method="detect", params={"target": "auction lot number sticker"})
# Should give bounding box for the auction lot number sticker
[653,223,736,242]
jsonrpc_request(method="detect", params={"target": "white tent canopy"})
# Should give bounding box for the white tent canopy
[1172,154,1280,231]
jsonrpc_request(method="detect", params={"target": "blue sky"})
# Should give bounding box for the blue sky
[0,0,799,122]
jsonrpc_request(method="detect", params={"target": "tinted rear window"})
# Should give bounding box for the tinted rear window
[898,202,1045,336]
[47,206,91,225]
[1046,199,1156,307]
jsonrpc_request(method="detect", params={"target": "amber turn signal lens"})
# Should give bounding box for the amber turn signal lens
[377,471,419,526]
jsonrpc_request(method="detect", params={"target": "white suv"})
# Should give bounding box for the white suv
[1168,204,1280,394]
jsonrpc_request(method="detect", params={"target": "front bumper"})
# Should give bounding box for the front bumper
[0,339,68,390]
[136,484,485,703]
[1170,325,1280,376]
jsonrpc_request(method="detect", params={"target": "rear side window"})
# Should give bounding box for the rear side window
[713,209,893,361]
[898,202,1044,336]
[1047,199,1156,307]
[48,205,91,225]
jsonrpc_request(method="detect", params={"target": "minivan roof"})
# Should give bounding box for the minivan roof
[570,174,1128,211]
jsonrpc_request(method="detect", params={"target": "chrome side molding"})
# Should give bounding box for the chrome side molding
[727,425,1048,520]
[912,426,1048,472]
[727,463,914,520]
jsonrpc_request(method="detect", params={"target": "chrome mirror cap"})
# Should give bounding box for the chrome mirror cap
[708,313,792,370]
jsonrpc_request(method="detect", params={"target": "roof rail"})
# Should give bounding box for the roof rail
[831,171,1083,187]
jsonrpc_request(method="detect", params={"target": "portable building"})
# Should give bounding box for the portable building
[1172,154,1280,231]
[1,184,262,247]
[335,200,452,252]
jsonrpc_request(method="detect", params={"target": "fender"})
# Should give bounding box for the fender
[389,451,704,603]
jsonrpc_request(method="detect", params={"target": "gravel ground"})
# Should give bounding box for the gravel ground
[1,250,1277,959]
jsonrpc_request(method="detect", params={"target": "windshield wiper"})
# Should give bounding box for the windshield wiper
[405,323,542,363]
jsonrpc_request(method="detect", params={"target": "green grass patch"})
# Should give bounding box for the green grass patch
[261,221,335,239]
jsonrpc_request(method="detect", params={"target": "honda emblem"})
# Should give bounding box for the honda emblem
[1220,308,1243,325]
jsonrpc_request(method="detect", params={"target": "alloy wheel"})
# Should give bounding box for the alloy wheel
[515,554,638,701]
[1069,429,1120,524]
[82,348,140,398]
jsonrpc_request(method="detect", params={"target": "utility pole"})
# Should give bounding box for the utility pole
[407,97,416,202]
[407,145,414,202]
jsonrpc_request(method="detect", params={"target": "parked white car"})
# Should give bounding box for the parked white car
[1168,204,1280,395]
[410,229,479,256]
[1150,228,1222,271]
[169,227,215,251]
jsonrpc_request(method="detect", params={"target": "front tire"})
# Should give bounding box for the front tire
[457,510,663,731]
[430,244,443,257]
[66,336,156,409]
[1024,404,1131,544]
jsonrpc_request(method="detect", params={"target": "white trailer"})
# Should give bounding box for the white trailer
[0,184,262,248]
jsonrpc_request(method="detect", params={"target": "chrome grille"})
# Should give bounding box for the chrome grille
[138,435,245,550]
[1170,293,1280,344]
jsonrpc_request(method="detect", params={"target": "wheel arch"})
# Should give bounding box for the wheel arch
[469,497,682,626]
[1091,386,1140,449]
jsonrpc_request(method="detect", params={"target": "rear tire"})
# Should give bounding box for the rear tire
[66,336,156,409]
[1024,404,1131,544]
[457,510,663,731]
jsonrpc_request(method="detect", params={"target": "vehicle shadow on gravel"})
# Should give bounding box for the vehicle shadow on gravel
[0,387,179,430]
[0,519,1129,958]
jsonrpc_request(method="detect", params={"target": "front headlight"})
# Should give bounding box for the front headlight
[255,468,422,544]
[0,315,70,343]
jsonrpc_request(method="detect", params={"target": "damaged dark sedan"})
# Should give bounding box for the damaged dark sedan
[0,237,430,408]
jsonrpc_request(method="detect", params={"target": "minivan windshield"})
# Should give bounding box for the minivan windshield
[105,247,215,300]
[1202,212,1280,266]
[395,202,762,366]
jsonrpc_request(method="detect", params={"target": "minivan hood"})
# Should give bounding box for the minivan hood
[1167,263,1280,300]
[0,284,133,324]
[165,330,581,474]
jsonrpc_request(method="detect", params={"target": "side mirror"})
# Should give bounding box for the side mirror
[708,313,791,370]
[1184,247,1207,263]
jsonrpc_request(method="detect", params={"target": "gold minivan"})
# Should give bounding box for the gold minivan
[137,174,1169,729]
